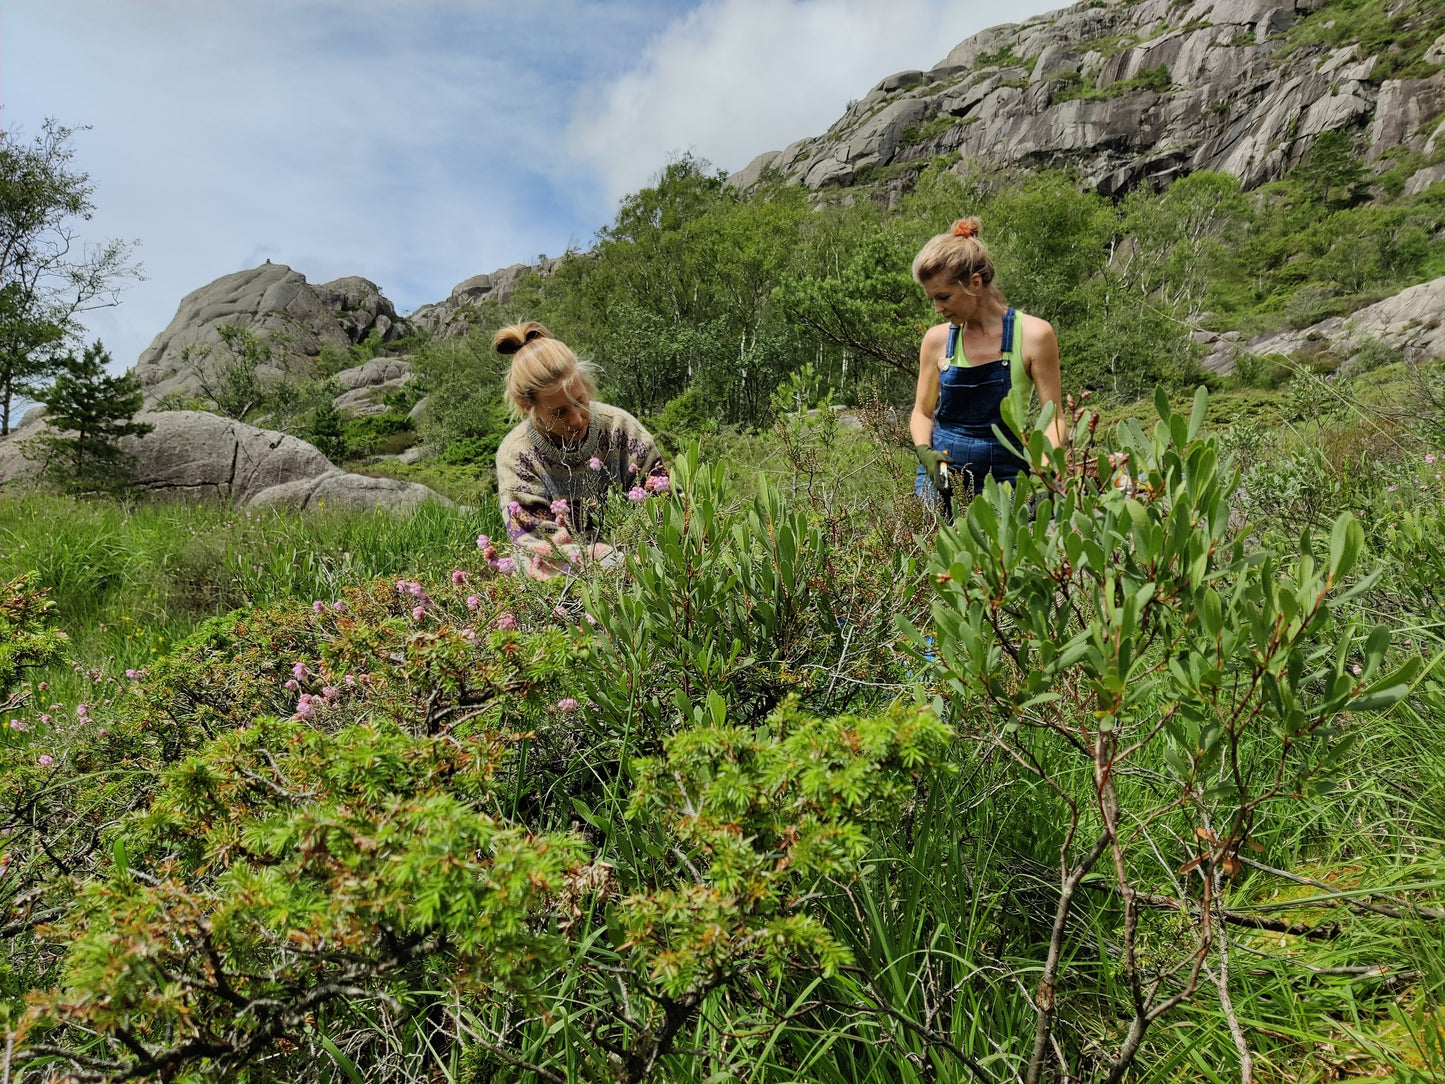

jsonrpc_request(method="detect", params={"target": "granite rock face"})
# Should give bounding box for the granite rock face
[410,258,563,339]
[731,0,1445,196]
[1198,276,1445,374]
[0,410,447,511]
[134,265,411,405]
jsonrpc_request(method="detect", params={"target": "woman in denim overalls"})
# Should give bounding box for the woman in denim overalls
[909,217,1066,505]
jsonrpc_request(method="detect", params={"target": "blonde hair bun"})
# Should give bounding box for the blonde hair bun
[951,217,981,239]
[494,321,551,356]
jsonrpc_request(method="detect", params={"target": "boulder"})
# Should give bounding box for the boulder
[333,358,412,391]
[1404,163,1445,197]
[0,409,449,511]
[135,264,411,406]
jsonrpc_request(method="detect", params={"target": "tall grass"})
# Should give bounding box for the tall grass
[0,491,502,703]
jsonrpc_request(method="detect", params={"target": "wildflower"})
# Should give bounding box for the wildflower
[412,605,427,621]
[628,461,638,475]
[38,714,51,725]
[359,673,373,686]
[553,604,569,620]
[321,685,341,701]
[584,611,598,627]
[627,486,648,503]
[294,695,317,721]
[292,662,309,681]
[333,599,348,612]
[97,728,107,737]
[477,534,491,550]
[1351,663,1362,675]
[1428,454,1437,465]
[551,497,570,516]
[125,668,139,679]
[343,673,356,687]
[8,720,24,731]
[461,627,477,643]
[647,474,671,493]
[497,557,516,575]
[587,456,603,471]
[496,612,517,631]
[396,579,408,593]
[284,679,300,692]
[507,501,522,519]
[312,600,326,614]
[37,754,53,768]
[1388,485,1399,493]
[76,703,89,719]
[452,569,468,585]
[556,697,580,713]
[467,594,481,611]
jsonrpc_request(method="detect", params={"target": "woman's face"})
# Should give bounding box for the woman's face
[921,270,982,326]
[532,376,592,444]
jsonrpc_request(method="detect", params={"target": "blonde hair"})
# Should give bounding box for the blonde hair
[494,321,597,418]
[911,217,1007,306]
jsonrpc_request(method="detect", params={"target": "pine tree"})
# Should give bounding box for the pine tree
[33,341,154,494]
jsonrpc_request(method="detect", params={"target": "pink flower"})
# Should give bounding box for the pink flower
[396,579,408,593]
[553,604,569,620]
[452,569,468,585]
[496,557,516,575]
[556,698,580,713]
[333,599,348,612]
[628,462,638,475]
[294,695,316,722]
[37,754,53,767]
[312,600,326,613]
[646,474,671,493]
[477,534,491,550]
[76,703,89,719]
[359,673,373,686]
[38,714,51,726]
[125,668,139,679]
[8,720,25,731]
[1427,454,1437,465]
[496,612,517,631]
[412,605,427,621]
[550,498,569,516]
[507,501,522,519]
[1351,663,1363,675]
[343,673,356,687]
[284,679,300,692]
[292,662,309,681]
[627,486,648,503]
[584,611,598,627]
[321,685,341,701]
[587,456,603,471]
[466,594,481,611]
[405,581,424,597]
[461,628,477,643]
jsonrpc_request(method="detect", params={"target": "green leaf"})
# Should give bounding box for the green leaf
[1352,657,1422,711]
[1154,383,1171,422]
[1328,512,1362,580]
[319,1036,364,1084]
[1188,384,1208,441]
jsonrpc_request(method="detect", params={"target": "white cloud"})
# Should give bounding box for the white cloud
[567,0,1057,202]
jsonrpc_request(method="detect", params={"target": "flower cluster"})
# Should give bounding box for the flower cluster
[477,535,516,576]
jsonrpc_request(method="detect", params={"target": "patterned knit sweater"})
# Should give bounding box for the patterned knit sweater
[495,402,665,564]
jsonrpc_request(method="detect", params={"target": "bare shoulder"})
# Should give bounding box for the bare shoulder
[922,321,953,351]
[1017,311,1058,350]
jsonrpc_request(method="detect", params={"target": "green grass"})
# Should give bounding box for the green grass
[0,491,501,704]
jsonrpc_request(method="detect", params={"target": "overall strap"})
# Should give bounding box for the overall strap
[944,323,960,369]
[1001,308,1024,366]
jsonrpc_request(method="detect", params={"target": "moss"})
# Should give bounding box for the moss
[898,115,963,148]
[1053,64,1173,103]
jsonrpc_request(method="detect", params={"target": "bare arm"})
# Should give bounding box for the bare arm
[910,324,948,447]
[1023,316,1067,449]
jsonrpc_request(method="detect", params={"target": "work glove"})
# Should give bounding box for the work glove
[914,443,947,492]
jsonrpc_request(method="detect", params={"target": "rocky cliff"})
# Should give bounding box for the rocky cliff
[731,0,1445,197]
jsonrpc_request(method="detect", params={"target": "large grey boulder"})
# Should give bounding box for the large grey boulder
[0,409,448,511]
[727,0,1443,197]
[135,265,411,406]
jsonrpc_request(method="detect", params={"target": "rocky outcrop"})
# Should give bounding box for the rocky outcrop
[409,258,563,339]
[0,410,448,511]
[731,0,1445,196]
[1199,276,1445,374]
[330,358,414,418]
[134,264,411,405]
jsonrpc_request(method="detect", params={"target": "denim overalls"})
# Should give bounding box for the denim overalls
[914,308,1029,499]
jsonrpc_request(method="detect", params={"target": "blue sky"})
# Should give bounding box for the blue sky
[3,0,1059,373]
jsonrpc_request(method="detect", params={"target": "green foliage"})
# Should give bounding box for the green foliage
[186,323,294,421]
[29,340,153,493]
[1284,0,1445,81]
[0,119,139,435]
[897,115,959,148]
[0,573,66,705]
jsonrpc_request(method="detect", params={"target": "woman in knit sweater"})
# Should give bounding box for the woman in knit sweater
[493,322,667,579]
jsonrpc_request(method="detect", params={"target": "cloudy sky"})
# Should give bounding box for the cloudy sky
[4,0,1058,371]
